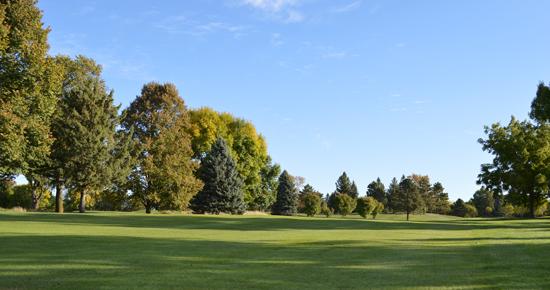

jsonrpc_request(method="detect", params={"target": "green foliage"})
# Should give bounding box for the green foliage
[335,172,354,197]
[393,178,423,220]
[372,202,384,219]
[50,56,120,213]
[122,82,202,213]
[470,188,495,217]
[356,197,373,218]
[272,170,298,216]
[191,138,245,215]
[386,177,400,212]
[478,117,550,218]
[302,192,322,217]
[349,181,359,199]
[366,178,386,205]
[298,184,319,213]
[333,193,356,216]
[189,108,270,210]
[431,182,451,215]
[320,200,332,217]
[0,0,62,177]
[530,82,550,123]
[451,199,478,217]
[5,184,52,210]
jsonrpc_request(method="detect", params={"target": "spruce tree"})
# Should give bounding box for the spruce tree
[386,177,399,212]
[367,177,387,205]
[191,138,245,214]
[272,170,298,215]
[349,181,359,199]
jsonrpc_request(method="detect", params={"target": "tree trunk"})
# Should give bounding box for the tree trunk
[145,204,151,214]
[406,211,410,221]
[79,191,86,213]
[55,180,64,214]
[31,185,40,210]
[529,194,535,219]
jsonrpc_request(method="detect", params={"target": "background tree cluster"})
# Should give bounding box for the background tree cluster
[0,1,281,215]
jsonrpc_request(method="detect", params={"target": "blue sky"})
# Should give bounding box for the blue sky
[38,0,550,200]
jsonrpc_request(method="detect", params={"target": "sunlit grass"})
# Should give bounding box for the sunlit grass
[1,211,549,289]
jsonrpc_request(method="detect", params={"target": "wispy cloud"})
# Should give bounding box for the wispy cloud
[240,0,305,23]
[241,0,300,12]
[154,16,248,37]
[331,1,362,13]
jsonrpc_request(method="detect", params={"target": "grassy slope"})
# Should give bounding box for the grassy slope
[1,212,550,289]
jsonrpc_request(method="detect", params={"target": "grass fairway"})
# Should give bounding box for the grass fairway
[1,212,550,289]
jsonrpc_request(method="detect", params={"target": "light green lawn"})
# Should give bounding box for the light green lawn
[1,211,549,289]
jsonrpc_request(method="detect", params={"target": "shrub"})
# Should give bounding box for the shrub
[464,204,478,217]
[357,197,377,219]
[502,204,515,217]
[372,202,384,219]
[333,193,356,216]
[320,201,332,217]
[302,193,321,217]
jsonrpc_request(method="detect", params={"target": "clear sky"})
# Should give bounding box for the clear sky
[37,0,550,201]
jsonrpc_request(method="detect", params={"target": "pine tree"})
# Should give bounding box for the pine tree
[122,82,202,213]
[335,172,353,195]
[272,170,298,216]
[367,177,387,205]
[191,138,245,214]
[393,178,422,221]
[349,181,359,199]
[386,177,399,212]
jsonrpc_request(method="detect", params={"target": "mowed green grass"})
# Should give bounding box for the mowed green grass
[1,212,550,289]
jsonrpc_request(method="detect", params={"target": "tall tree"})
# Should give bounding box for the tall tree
[254,156,280,211]
[272,170,298,216]
[386,177,399,212]
[350,181,359,199]
[335,172,353,196]
[478,117,550,218]
[393,178,422,221]
[191,138,245,214]
[0,0,62,205]
[51,56,119,213]
[410,174,433,213]
[366,178,387,205]
[470,187,495,217]
[122,82,202,213]
[431,182,451,215]
[530,82,550,123]
[189,107,270,210]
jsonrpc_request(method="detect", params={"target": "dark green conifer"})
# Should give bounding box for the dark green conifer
[272,170,298,216]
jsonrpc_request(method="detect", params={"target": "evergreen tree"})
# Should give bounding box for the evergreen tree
[191,138,245,214]
[122,82,203,213]
[272,170,298,216]
[393,178,422,221]
[51,56,119,213]
[431,182,451,214]
[366,178,387,205]
[335,172,353,195]
[302,192,321,217]
[530,82,550,123]
[386,177,399,212]
[349,181,359,199]
[253,156,281,211]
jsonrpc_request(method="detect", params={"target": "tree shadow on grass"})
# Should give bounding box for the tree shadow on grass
[2,213,550,232]
[1,234,550,289]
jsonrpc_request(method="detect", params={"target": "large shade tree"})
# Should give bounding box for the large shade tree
[478,117,550,218]
[122,82,203,213]
[0,0,62,206]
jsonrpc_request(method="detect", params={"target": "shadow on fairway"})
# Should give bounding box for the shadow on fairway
[2,213,550,232]
[1,234,550,289]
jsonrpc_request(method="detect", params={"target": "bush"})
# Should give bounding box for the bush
[372,202,384,219]
[502,204,515,217]
[333,193,356,216]
[464,204,478,218]
[302,193,321,217]
[320,201,332,217]
[357,197,377,219]
[7,185,52,210]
